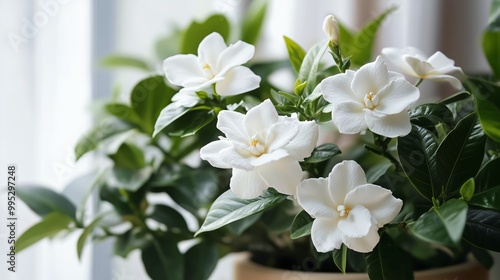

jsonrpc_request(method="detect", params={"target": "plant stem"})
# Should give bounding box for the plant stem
[415,78,424,87]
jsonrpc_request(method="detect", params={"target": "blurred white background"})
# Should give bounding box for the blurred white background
[0,0,497,279]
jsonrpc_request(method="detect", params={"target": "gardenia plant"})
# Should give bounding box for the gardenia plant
[15,4,500,280]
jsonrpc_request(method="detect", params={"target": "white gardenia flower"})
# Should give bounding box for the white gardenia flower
[321,56,420,138]
[323,15,340,46]
[200,99,319,199]
[163,32,261,96]
[381,47,464,89]
[297,160,403,253]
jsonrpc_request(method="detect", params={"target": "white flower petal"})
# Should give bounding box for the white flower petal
[217,110,248,144]
[199,140,232,169]
[230,169,268,199]
[257,160,303,196]
[171,91,200,107]
[266,122,299,153]
[163,54,206,87]
[342,223,380,253]
[328,161,368,207]
[311,217,343,253]
[381,47,423,76]
[219,147,253,171]
[244,99,279,137]
[352,56,390,98]
[404,56,434,77]
[216,40,255,75]
[215,66,261,96]
[344,184,403,226]
[375,78,419,115]
[197,32,227,67]
[338,205,372,238]
[427,51,459,72]
[297,178,337,218]
[250,149,289,167]
[426,74,463,90]
[365,110,411,138]
[283,120,319,160]
[331,101,367,134]
[321,70,358,106]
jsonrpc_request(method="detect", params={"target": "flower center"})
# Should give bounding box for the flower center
[248,136,266,157]
[202,63,215,79]
[337,205,350,217]
[363,91,379,110]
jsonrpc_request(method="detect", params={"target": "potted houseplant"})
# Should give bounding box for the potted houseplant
[16,2,500,279]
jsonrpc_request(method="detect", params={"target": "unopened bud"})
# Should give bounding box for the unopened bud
[323,15,340,46]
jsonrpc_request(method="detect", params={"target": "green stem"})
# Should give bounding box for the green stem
[372,133,402,172]
[414,78,424,87]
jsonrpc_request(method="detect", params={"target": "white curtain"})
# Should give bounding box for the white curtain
[0,0,92,279]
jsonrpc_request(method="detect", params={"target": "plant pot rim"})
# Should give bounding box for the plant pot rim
[233,252,488,280]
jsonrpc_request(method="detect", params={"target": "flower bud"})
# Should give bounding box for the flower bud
[323,15,340,46]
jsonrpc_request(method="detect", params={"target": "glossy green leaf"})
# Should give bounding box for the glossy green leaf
[168,110,216,138]
[17,186,76,220]
[297,39,329,96]
[460,178,475,202]
[468,78,500,142]
[100,55,152,71]
[227,212,262,235]
[483,16,500,79]
[409,103,454,129]
[411,199,468,247]
[107,166,153,191]
[114,229,152,258]
[105,103,143,126]
[475,157,500,192]
[109,143,146,169]
[141,236,184,280]
[304,143,341,163]
[365,158,393,184]
[290,210,313,239]
[365,233,413,280]
[469,185,500,211]
[74,120,130,160]
[437,113,486,195]
[77,215,104,259]
[149,204,189,232]
[240,0,267,45]
[398,125,439,201]
[439,90,471,105]
[283,36,306,73]
[463,208,500,252]
[153,103,191,137]
[195,189,287,236]
[181,14,230,54]
[332,244,347,274]
[184,241,218,280]
[16,212,72,252]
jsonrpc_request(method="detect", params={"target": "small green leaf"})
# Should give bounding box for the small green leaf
[181,14,230,54]
[463,208,500,252]
[283,36,306,73]
[100,55,152,71]
[304,143,341,163]
[16,212,72,253]
[184,241,218,280]
[195,189,287,236]
[332,245,347,274]
[409,103,454,129]
[107,166,153,191]
[17,186,76,220]
[439,90,471,105]
[105,103,143,126]
[109,143,146,169]
[153,103,191,137]
[475,157,500,192]
[141,236,184,280]
[469,185,500,211]
[77,215,104,259]
[149,204,189,232]
[437,113,486,195]
[240,0,267,45]
[411,199,468,247]
[460,178,475,202]
[298,40,329,96]
[290,210,313,239]
[74,120,131,160]
[365,233,414,280]
[365,158,393,183]
[168,110,216,138]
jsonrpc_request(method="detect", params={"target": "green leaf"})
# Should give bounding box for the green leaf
[105,103,143,126]
[195,189,287,236]
[17,186,76,220]
[297,39,329,96]
[240,0,267,45]
[77,215,104,260]
[398,125,439,201]
[489,0,500,24]
[74,120,130,160]
[130,76,174,134]
[107,166,153,191]
[332,245,347,274]
[227,212,262,235]
[439,90,471,105]
[409,103,454,129]
[460,178,475,202]
[469,185,500,211]
[184,241,218,280]
[365,233,414,280]
[290,210,313,239]
[411,199,468,247]
[304,143,341,163]
[283,36,306,73]
[168,110,216,138]
[475,157,500,192]
[149,204,189,232]
[153,103,191,137]
[114,229,152,258]
[100,55,152,71]
[155,27,182,59]
[16,212,72,252]
[181,14,230,54]
[365,158,393,184]
[468,78,500,142]
[483,18,500,79]
[437,113,486,195]
[141,236,184,280]
[463,208,500,252]
[109,143,146,169]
